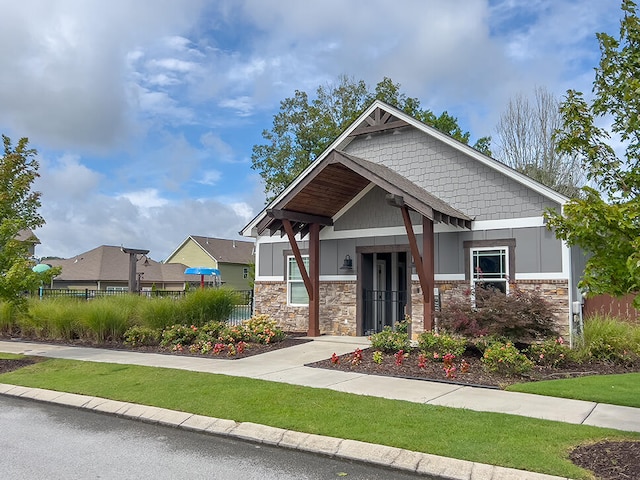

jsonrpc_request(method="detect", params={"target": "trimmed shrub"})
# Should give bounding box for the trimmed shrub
[417,331,467,361]
[160,324,199,348]
[124,326,161,347]
[482,341,533,376]
[369,326,410,353]
[527,337,572,367]
[242,314,284,344]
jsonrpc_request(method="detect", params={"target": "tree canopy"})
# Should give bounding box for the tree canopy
[545,0,640,303]
[0,136,54,306]
[494,86,585,197]
[252,76,491,200]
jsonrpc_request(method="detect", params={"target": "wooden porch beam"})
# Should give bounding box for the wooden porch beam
[401,206,434,331]
[422,216,435,331]
[267,208,333,227]
[401,206,428,296]
[282,219,313,301]
[308,222,320,337]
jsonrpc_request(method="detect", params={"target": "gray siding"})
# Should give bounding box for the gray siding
[344,128,560,221]
[334,186,422,230]
[258,225,562,277]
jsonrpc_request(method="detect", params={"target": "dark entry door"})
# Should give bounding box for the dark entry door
[361,251,407,335]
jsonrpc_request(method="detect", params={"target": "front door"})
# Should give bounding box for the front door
[360,250,409,335]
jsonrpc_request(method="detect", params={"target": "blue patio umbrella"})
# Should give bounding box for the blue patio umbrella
[184,267,220,289]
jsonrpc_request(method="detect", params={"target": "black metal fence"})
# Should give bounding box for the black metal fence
[362,289,407,335]
[37,288,187,300]
[34,288,254,324]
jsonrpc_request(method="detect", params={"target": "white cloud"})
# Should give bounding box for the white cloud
[119,189,169,209]
[198,170,223,185]
[219,96,255,117]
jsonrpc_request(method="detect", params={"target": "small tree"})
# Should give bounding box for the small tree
[545,0,640,304]
[0,136,52,307]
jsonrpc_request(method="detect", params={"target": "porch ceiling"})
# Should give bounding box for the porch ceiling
[257,150,472,237]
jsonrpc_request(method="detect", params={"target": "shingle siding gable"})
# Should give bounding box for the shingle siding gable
[344,128,559,220]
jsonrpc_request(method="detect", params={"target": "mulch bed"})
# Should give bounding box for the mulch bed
[305,348,639,388]
[1,337,639,479]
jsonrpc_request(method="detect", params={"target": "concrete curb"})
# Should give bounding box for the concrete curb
[0,383,568,480]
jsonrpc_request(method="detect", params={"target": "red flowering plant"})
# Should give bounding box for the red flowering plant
[331,352,340,365]
[417,353,428,369]
[351,348,363,365]
[394,349,407,366]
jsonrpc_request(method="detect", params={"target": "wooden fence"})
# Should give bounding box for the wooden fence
[583,293,639,324]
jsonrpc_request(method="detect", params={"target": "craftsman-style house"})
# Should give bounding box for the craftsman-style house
[241,100,582,339]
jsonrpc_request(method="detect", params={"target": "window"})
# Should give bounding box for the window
[471,247,509,294]
[106,286,128,292]
[287,255,309,305]
[464,239,516,307]
[243,267,248,279]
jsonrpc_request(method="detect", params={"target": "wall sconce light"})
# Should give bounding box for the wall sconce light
[340,254,353,270]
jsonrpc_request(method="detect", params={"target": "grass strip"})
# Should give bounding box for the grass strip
[0,352,23,360]
[507,372,640,408]
[1,358,639,479]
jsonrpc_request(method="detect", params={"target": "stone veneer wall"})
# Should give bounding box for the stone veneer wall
[410,280,570,339]
[257,279,570,339]
[254,281,357,336]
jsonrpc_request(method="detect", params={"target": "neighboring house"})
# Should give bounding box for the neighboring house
[241,100,584,339]
[16,228,40,258]
[46,245,198,292]
[165,236,255,291]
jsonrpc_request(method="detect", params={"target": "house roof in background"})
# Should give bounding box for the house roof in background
[166,236,254,265]
[47,245,197,283]
[16,228,40,244]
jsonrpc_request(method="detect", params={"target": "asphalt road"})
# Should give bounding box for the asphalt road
[0,395,433,480]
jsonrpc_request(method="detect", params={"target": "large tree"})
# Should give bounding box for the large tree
[0,136,52,306]
[494,86,585,197]
[545,0,640,303]
[252,76,491,200]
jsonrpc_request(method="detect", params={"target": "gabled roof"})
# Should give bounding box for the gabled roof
[48,245,195,283]
[16,228,40,244]
[165,236,254,265]
[255,150,471,237]
[242,100,568,237]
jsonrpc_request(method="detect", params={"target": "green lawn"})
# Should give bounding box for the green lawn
[1,357,638,479]
[507,372,640,407]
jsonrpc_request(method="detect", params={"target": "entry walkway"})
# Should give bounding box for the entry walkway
[0,337,637,433]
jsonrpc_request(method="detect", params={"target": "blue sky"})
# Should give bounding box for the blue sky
[0,0,621,261]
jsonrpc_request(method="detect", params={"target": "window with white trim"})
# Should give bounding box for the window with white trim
[471,247,509,295]
[106,286,128,292]
[287,255,309,305]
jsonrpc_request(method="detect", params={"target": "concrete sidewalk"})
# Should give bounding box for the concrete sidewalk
[0,337,638,480]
